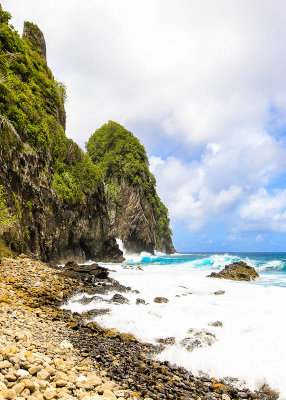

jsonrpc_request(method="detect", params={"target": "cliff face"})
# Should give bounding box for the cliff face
[86,121,176,255]
[0,9,123,262]
[0,7,174,260]
[0,127,123,263]
[108,180,175,254]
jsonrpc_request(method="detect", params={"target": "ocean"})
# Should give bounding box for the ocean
[63,245,286,399]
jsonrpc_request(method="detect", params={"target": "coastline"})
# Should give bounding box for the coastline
[0,256,279,400]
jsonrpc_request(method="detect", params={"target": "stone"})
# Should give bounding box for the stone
[103,390,117,400]
[153,297,169,303]
[12,382,25,394]
[15,369,29,377]
[208,321,223,327]
[214,290,225,295]
[43,388,57,399]
[55,380,67,387]
[208,261,259,281]
[37,370,50,380]
[59,340,73,349]
[4,374,17,382]
[22,379,35,392]
[28,366,42,375]
[60,263,110,283]
[45,365,55,376]
[1,389,16,399]
[0,383,7,392]
[103,328,119,338]
[110,293,129,304]
[0,361,12,369]
[136,298,145,305]
[156,337,176,345]
[222,395,231,400]
[96,382,115,394]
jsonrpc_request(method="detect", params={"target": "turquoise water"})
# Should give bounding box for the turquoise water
[66,250,286,397]
[128,252,286,287]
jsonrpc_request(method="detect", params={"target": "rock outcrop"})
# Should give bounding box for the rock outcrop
[208,261,259,281]
[22,21,47,59]
[0,8,175,262]
[0,136,124,263]
[86,121,176,255]
[109,180,175,254]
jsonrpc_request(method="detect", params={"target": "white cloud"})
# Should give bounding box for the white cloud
[256,235,264,243]
[5,0,286,147]
[4,0,286,239]
[150,132,286,232]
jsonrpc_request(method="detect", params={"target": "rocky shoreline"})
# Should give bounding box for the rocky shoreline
[0,257,279,400]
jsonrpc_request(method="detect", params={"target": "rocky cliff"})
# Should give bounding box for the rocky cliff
[0,6,175,261]
[86,121,175,254]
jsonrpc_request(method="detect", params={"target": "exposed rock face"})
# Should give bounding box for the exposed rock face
[208,261,259,281]
[0,137,124,263]
[109,180,175,254]
[22,21,46,59]
[0,16,174,262]
[22,22,66,131]
[109,181,155,253]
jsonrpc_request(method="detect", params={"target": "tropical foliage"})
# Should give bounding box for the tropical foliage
[0,9,102,204]
[86,121,172,245]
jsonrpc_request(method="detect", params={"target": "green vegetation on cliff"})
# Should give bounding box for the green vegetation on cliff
[0,6,173,253]
[0,8,101,204]
[86,121,172,247]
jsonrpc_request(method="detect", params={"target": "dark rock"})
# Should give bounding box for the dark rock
[208,261,259,281]
[181,329,217,351]
[110,293,129,304]
[156,337,176,345]
[82,308,111,319]
[77,295,104,305]
[214,290,225,295]
[48,261,59,269]
[153,297,169,303]
[208,321,223,327]
[136,298,146,305]
[107,179,176,255]
[59,263,109,284]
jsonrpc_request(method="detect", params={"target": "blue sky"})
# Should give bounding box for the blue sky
[4,0,286,252]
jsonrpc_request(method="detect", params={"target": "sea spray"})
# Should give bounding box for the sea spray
[63,252,286,399]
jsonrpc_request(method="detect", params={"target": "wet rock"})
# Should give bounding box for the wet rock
[181,329,217,351]
[153,297,169,303]
[208,321,223,327]
[110,294,129,304]
[82,309,111,319]
[60,263,110,283]
[208,261,259,281]
[77,295,104,305]
[214,290,225,295]
[156,337,176,345]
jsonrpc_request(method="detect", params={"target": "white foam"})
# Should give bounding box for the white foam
[116,238,154,263]
[64,255,286,399]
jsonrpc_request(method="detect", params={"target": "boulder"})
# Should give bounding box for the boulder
[153,297,169,303]
[208,261,259,281]
[181,329,216,351]
[110,293,129,304]
[60,262,109,284]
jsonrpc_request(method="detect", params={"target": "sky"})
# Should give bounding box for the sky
[3,0,286,252]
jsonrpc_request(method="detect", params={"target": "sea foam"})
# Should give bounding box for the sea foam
[62,252,286,399]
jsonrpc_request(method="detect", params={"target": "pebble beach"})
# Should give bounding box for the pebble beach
[0,256,279,400]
